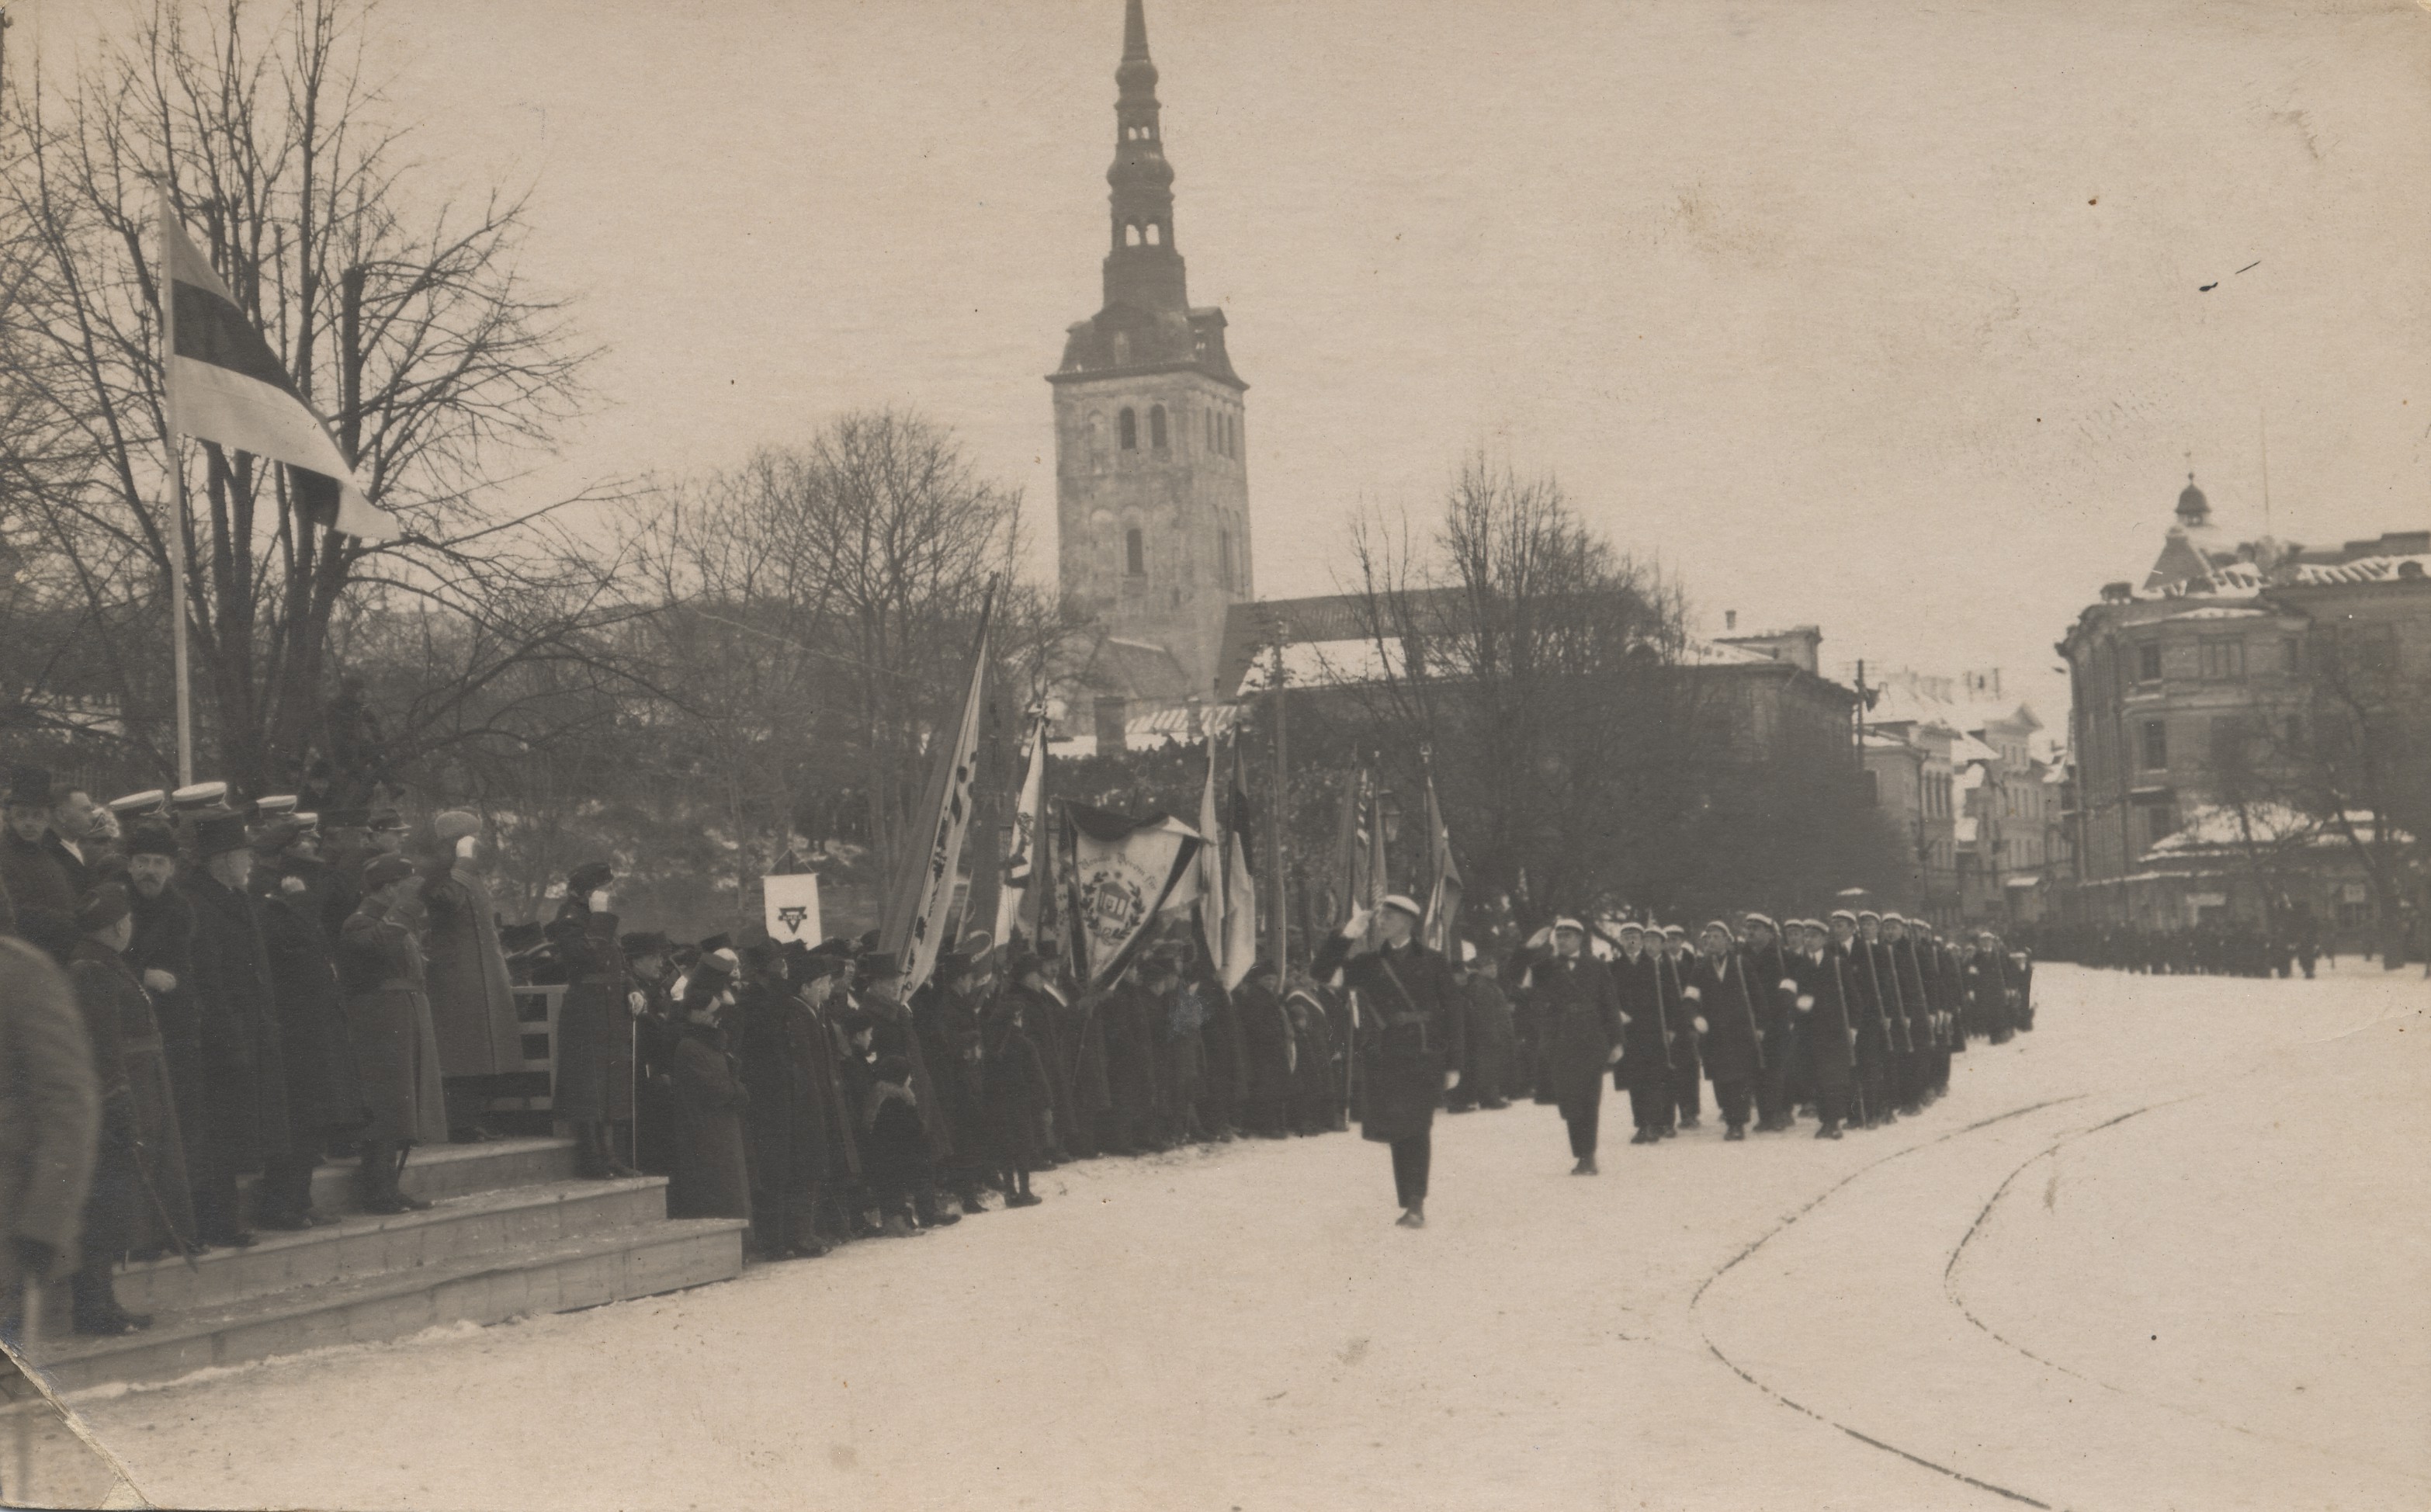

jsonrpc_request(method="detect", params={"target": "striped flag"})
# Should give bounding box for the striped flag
[160,207,398,541]
[1421,765,1462,956]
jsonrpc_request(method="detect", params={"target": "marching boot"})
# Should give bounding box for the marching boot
[1725,1125,1746,1141]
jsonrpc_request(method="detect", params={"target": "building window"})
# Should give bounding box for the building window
[1118,407,1137,450]
[2198,638,2245,680]
[1204,410,1215,449]
[2138,719,2168,771]
[2137,643,2163,683]
[1217,526,1233,590]
[1144,221,1162,246]
[1150,404,1167,449]
[1125,527,1145,577]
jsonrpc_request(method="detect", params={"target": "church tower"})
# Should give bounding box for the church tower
[1049,0,1250,699]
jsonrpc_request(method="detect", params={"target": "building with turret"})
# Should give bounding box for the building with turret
[1048,0,1250,710]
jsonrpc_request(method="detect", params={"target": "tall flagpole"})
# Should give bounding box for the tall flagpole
[160,205,196,786]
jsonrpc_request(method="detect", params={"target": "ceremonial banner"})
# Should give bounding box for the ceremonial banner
[762,872,823,946]
[1061,803,1202,992]
[1420,766,1462,957]
[160,208,398,541]
[993,709,1049,945]
[1194,738,1261,991]
[877,597,993,994]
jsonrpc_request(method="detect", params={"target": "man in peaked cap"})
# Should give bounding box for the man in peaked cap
[182,806,308,1230]
[1608,921,1670,1143]
[1739,914,1798,1132]
[1311,893,1465,1227]
[1657,924,1703,1134]
[1517,915,1622,1173]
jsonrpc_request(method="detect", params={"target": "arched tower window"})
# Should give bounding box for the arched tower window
[1149,404,1167,449]
[1218,526,1234,590]
[1086,411,1106,460]
[1124,223,1142,247]
[1144,222,1162,246]
[1118,407,1137,450]
[1204,410,1215,449]
[1125,527,1146,577]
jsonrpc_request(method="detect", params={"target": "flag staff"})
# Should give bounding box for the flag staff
[160,206,196,786]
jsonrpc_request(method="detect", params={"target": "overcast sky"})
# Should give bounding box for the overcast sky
[38,0,2431,724]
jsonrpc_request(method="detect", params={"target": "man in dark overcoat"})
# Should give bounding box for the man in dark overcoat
[2,766,82,962]
[253,819,369,1220]
[1611,923,1672,1143]
[182,810,304,1229]
[1657,925,1704,1132]
[1789,919,1856,1139]
[1234,959,1295,1138]
[1739,914,1798,1132]
[1310,894,1465,1228]
[1519,918,1622,1172]
[733,942,833,1258]
[1686,921,1764,1140]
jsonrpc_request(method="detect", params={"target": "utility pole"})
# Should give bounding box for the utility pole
[1266,642,1289,973]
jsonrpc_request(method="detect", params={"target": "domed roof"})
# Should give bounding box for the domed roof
[2176,473,2210,523]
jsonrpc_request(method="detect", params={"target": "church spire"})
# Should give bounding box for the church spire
[1103,0,1186,316]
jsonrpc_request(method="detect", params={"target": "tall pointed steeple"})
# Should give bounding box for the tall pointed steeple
[1103,0,1186,317]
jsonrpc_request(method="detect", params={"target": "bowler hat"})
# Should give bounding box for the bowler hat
[857,951,904,982]
[78,883,133,934]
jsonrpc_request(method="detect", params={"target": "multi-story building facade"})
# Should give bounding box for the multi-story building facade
[2058,475,2430,934]
[1857,668,2055,928]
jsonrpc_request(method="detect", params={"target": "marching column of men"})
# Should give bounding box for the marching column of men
[5,754,2051,1334]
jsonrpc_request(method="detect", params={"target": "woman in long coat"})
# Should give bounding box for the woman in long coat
[542,861,636,1179]
[335,855,449,1212]
[1686,921,1765,1140]
[664,957,752,1222]
[1235,963,1295,1138]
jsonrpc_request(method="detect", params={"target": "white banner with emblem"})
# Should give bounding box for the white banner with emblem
[763,872,824,946]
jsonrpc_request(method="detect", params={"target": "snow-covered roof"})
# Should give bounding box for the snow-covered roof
[2142,803,2407,860]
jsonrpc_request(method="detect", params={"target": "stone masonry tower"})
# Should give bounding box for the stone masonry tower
[1049,0,1250,698]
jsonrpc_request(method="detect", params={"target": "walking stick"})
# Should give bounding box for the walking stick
[130,1138,203,1273]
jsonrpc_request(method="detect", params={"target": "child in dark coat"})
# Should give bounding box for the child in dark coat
[862,1053,931,1237]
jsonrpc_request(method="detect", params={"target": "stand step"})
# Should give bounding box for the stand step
[236,1136,577,1225]
[33,1219,747,1394]
[122,1177,671,1316]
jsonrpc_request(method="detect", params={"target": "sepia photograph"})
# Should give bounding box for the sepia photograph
[2,0,2427,1507]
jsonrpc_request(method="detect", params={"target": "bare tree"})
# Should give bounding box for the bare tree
[0,0,612,799]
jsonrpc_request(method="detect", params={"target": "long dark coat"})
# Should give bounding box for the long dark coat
[1010,983,1080,1155]
[0,939,99,1295]
[1461,975,1517,1098]
[733,980,830,1248]
[335,902,449,1146]
[422,865,524,1078]
[1613,951,1672,1093]
[1746,939,1798,1044]
[127,882,207,1202]
[1687,951,1765,1084]
[1101,981,1160,1143]
[0,827,81,962]
[1788,946,1856,1088]
[1866,938,1913,1054]
[980,1007,1049,1168]
[68,940,196,1255]
[668,1021,751,1220]
[1285,990,1336,1116]
[180,872,290,1172]
[912,980,990,1170]
[257,874,371,1138]
[1892,939,1935,1049]
[1311,934,1465,1145]
[1659,948,1703,1084]
[1524,950,1620,1124]
[862,990,953,1157]
[1236,980,1295,1106]
[543,900,633,1123]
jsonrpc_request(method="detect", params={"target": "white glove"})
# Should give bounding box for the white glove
[1524,925,1553,951]
[1342,903,1372,940]
[1777,978,1798,993]
[1692,1015,1708,1035]
[143,969,177,994]
[1795,994,1815,1012]
[1606,1045,1624,1064]
[1617,1011,1632,1026]
[1442,1070,1458,1091]
[628,991,647,1018]
[1683,986,1702,1002]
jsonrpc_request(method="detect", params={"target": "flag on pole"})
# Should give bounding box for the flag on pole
[1222,738,1261,990]
[993,708,1049,946]
[1420,764,1463,957]
[1060,803,1203,993]
[159,208,398,542]
[1196,737,1228,974]
[876,595,993,996]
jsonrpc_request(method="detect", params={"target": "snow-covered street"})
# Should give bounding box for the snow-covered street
[63,962,2430,1511]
